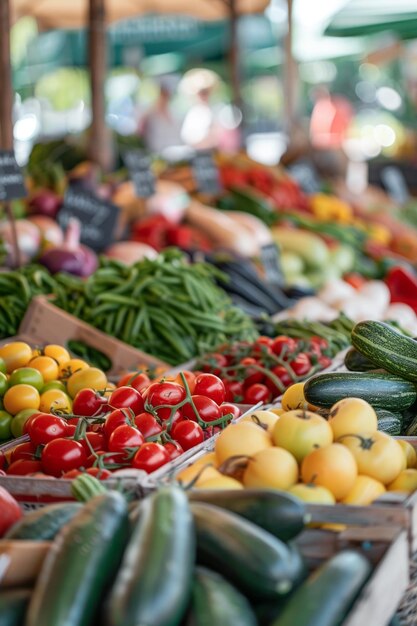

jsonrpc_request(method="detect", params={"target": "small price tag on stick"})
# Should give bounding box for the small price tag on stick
[58,187,120,252]
[192,150,222,194]
[0,151,27,201]
[288,159,321,194]
[260,243,284,287]
[123,149,156,198]
[381,166,410,205]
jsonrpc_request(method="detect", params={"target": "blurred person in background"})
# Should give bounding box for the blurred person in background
[141,75,184,154]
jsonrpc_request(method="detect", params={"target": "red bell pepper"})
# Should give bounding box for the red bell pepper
[385,266,417,313]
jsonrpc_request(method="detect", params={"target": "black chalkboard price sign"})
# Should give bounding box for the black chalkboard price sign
[0,151,27,201]
[123,149,156,198]
[58,187,120,252]
[192,150,222,194]
[260,243,284,287]
[381,166,410,205]
[288,159,321,194]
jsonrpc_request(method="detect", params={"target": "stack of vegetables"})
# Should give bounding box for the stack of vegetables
[0,483,377,626]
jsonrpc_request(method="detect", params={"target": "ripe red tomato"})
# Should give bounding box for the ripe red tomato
[310,336,329,351]
[117,372,151,393]
[108,424,144,454]
[154,407,182,423]
[103,408,132,439]
[164,441,184,460]
[203,425,221,440]
[134,412,163,439]
[146,381,186,408]
[252,337,273,356]
[7,459,43,475]
[182,396,221,424]
[23,412,47,435]
[171,421,204,451]
[85,466,112,480]
[201,353,228,375]
[27,414,69,447]
[109,387,144,415]
[10,441,35,463]
[224,380,244,402]
[243,383,271,405]
[289,353,311,377]
[240,357,264,388]
[0,486,22,536]
[88,451,126,469]
[61,469,82,479]
[319,356,332,369]
[41,439,88,477]
[271,336,297,358]
[220,403,241,420]
[132,443,170,473]
[0,451,6,471]
[79,431,106,454]
[271,365,293,387]
[194,373,225,405]
[73,389,106,417]
[65,424,77,436]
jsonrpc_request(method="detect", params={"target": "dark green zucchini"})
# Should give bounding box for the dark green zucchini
[344,347,377,372]
[188,489,307,541]
[304,372,417,411]
[352,320,417,382]
[0,589,30,626]
[5,503,82,540]
[191,502,305,601]
[26,492,129,626]
[186,567,257,626]
[271,550,371,626]
[406,415,417,436]
[376,410,403,436]
[106,487,195,626]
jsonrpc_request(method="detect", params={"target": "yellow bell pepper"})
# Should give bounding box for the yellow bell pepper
[310,194,353,223]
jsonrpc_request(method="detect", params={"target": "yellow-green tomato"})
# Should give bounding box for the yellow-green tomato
[0,372,8,396]
[10,408,39,438]
[272,409,333,463]
[41,380,67,393]
[243,447,299,490]
[0,410,12,440]
[9,367,44,392]
[0,357,7,374]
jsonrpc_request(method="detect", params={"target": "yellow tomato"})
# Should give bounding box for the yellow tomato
[215,422,272,465]
[329,398,377,440]
[3,384,40,415]
[397,440,417,469]
[388,469,417,494]
[243,447,298,490]
[58,359,90,380]
[66,368,107,399]
[339,431,404,485]
[176,464,220,486]
[272,409,333,463]
[301,444,357,501]
[191,452,218,469]
[341,475,385,505]
[39,389,72,414]
[281,383,317,411]
[268,407,285,417]
[29,356,59,382]
[0,342,33,373]
[198,476,243,490]
[43,345,71,366]
[288,483,336,505]
[240,410,279,434]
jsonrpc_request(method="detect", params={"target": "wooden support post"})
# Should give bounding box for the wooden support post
[0,0,13,150]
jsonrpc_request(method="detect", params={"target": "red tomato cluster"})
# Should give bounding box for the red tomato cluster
[196,335,332,405]
[3,372,240,479]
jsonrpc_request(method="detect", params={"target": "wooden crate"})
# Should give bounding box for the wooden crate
[296,526,409,626]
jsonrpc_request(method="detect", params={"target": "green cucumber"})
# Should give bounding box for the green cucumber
[344,347,377,372]
[5,503,82,540]
[186,567,257,626]
[0,589,30,626]
[188,489,307,541]
[26,492,129,626]
[304,372,417,411]
[271,550,371,626]
[106,487,195,626]
[376,410,403,436]
[191,502,305,601]
[352,320,417,382]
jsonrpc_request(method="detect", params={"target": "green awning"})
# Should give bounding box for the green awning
[325,0,417,39]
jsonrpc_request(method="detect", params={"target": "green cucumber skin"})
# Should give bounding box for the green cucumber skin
[106,487,195,626]
[344,347,377,372]
[0,589,31,626]
[271,550,371,626]
[188,489,306,542]
[191,502,305,601]
[352,320,417,382]
[375,410,403,436]
[5,503,82,540]
[304,372,417,410]
[25,493,129,626]
[187,567,257,626]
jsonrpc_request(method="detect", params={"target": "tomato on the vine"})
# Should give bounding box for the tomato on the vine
[103,408,133,439]
[244,383,271,405]
[27,414,68,447]
[201,353,228,375]
[79,431,106,454]
[154,407,182,423]
[220,403,241,420]
[310,336,329,351]
[240,357,264,388]
[88,451,126,469]
[109,387,144,415]
[7,459,43,475]
[289,353,311,377]
[268,366,293,392]
[171,421,204,451]
[193,373,225,405]
[146,381,186,408]
[271,336,297,358]
[224,380,244,402]
[134,412,163,439]
[164,441,184,460]
[41,439,88,477]
[319,356,332,369]
[73,389,106,417]
[174,371,196,394]
[108,424,144,455]
[132,442,170,473]
[182,395,221,424]
[118,372,151,392]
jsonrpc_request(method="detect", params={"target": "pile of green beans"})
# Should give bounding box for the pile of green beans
[53,249,258,365]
